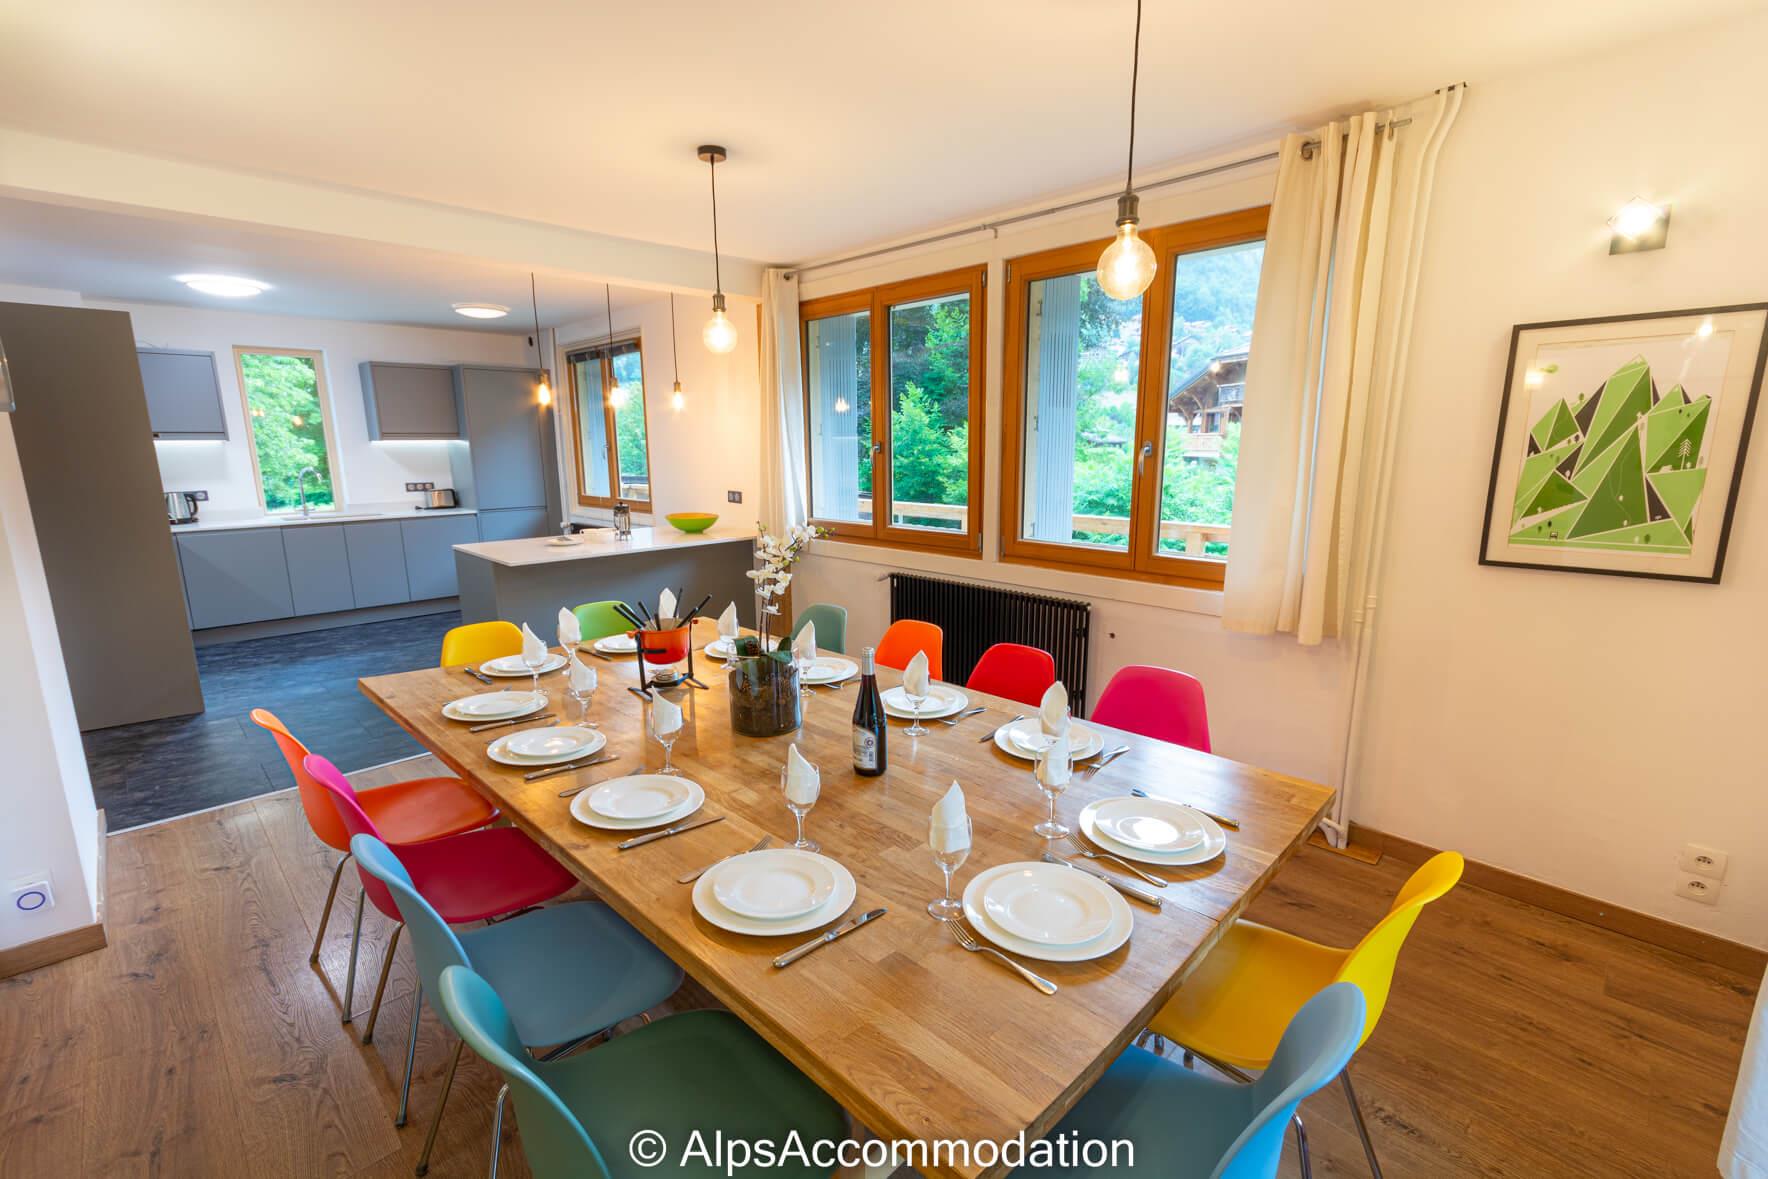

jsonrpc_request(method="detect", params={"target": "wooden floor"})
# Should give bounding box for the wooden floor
[1,757,1756,1178]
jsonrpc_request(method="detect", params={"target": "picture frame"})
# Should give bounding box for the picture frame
[1479,303,1768,583]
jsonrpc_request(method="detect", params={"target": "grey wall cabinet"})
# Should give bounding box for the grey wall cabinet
[282,525,356,616]
[361,362,462,440]
[476,506,552,542]
[401,514,480,599]
[344,521,411,608]
[449,366,558,516]
[177,530,295,629]
[139,347,229,440]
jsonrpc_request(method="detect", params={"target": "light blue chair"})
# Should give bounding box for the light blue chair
[438,963,849,1179]
[1010,983,1366,1179]
[791,603,848,654]
[350,835,684,1177]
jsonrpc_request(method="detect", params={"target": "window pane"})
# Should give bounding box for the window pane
[571,354,611,500]
[1018,273,1141,550]
[610,347,650,502]
[806,310,872,523]
[240,352,333,513]
[887,293,970,532]
[1157,240,1264,559]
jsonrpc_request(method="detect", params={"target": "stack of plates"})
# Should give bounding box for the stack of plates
[442,690,547,723]
[481,652,568,677]
[994,717,1106,760]
[594,633,639,655]
[692,848,857,936]
[960,862,1132,962]
[801,656,857,685]
[1076,796,1227,866]
[570,774,706,830]
[880,684,969,720]
[703,636,738,659]
[487,725,606,767]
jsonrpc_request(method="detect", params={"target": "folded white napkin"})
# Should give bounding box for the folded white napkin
[930,781,970,853]
[784,743,820,806]
[1037,735,1073,788]
[650,692,682,737]
[567,654,597,695]
[792,621,817,663]
[520,622,547,665]
[717,601,739,639]
[658,588,678,623]
[903,649,931,699]
[557,606,581,651]
[1039,680,1071,740]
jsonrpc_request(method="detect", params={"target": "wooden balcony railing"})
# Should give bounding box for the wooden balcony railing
[852,498,1231,555]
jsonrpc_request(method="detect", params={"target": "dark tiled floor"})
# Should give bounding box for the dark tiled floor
[84,610,460,830]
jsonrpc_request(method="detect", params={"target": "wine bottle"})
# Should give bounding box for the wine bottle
[852,646,887,777]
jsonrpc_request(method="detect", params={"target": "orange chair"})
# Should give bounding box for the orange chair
[966,642,1057,707]
[874,619,944,681]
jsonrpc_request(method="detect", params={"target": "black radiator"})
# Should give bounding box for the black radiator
[887,573,1092,714]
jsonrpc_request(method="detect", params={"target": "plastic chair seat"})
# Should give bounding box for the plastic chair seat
[537,1009,847,1178]
[458,902,683,1047]
[398,827,577,923]
[360,776,498,846]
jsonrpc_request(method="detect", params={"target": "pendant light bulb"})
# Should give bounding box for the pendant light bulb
[535,373,552,406]
[1097,0,1156,302]
[703,293,738,354]
[671,380,685,411]
[607,381,627,408]
[697,145,739,354]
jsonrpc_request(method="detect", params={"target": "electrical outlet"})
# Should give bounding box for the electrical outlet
[189,489,209,501]
[1679,843,1728,879]
[1675,876,1721,905]
[405,482,422,492]
[727,490,743,504]
[9,878,53,914]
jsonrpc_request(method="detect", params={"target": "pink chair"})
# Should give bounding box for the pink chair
[302,754,577,1040]
[966,642,1057,707]
[1091,665,1212,753]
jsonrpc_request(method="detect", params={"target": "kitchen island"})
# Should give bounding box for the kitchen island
[453,526,758,635]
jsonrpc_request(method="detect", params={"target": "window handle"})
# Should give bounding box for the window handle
[872,443,884,455]
[1137,440,1154,475]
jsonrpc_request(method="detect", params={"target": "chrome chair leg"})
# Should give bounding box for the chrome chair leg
[341,890,365,1024]
[1293,1114,1312,1179]
[415,1039,464,1177]
[1181,1049,1194,1069]
[361,924,405,1044]
[396,984,422,1127]
[1341,1068,1384,1179]
[487,1084,508,1179]
[311,854,350,963]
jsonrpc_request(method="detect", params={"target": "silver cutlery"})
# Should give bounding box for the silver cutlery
[462,666,495,686]
[527,754,618,785]
[587,647,615,662]
[616,814,724,850]
[978,713,1026,744]
[1042,851,1163,908]
[774,907,887,968]
[1061,835,1167,888]
[1130,788,1239,830]
[679,835,772,884]
[939,706,987,726]
[1086,745,1131,772]
[948,922,1057,994]
[468,712,555,733]
[555,770,628,798]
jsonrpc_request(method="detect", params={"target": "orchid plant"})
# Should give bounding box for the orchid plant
[747,522,823,647]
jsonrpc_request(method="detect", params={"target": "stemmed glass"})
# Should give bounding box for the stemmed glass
[779,764,821,853]
[904,684,930,737]
[795,646,815,701]
[648,708,681,775]
[1032,742,1073,840]
[566,665,598,728]
[927,816,971,921]
[522,645,549,699]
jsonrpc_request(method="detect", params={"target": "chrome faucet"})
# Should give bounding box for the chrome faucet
[297,466,320,517]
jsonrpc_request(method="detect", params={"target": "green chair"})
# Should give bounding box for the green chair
[572,600,632,643]
[791,603,848,654]
[438,964,848,1178]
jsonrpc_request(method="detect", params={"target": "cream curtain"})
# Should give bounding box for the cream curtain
[758,268,808,532]
[1223,88,1462,645]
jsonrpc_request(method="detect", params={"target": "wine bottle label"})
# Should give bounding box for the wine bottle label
[853,728,879,770]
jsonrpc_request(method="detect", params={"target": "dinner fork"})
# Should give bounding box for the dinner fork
[1061,834,1166,887]
[948,923,1057,995]
[678,835,772,884]
[1130,788,1240,830]
[939,706,987,726]
[978,714,1026,744]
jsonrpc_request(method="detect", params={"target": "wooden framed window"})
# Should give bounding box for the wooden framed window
[568,338,653,511]
[801,265,985,553]
[233,346,343,514]
[1000,207,1268,588]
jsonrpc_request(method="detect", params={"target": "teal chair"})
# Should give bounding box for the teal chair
[1010,983,1365,1179]
[350,836,684,1177]
[438,963,849,1179]
[572,600,633,643]
[791,603,847,654]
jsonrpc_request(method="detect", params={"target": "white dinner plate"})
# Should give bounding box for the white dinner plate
[547,535,583,546]
[995,718,1105,761]
[711,849,840,921]
[962,862,1133,963]
[693,853,856,937]
[704,636,738,659]
[979,863,1115,947]
[481,653,568,677]
[487,726,607,767]
[501,725,601,762]
[442,690,547,722]
[594,633,639,655]
[801,656,858,685]
[570,776,705,830]
[881,685,969,720]
[586,774,694,821]
[1078,798,1227,867]
[1091,795,1207,854]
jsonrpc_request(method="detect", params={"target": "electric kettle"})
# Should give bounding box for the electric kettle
[165,492,200,525]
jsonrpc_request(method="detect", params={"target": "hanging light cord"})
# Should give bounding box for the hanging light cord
[669,293,681,380]
[529,272,544,367]
[1125,0,1142,196]
[708,155,724,296]
[604,283,616,353]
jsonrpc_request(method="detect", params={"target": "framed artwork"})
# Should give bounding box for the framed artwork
[1480,303,1768,583]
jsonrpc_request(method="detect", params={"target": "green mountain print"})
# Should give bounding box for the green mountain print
[1509,355,1709,556]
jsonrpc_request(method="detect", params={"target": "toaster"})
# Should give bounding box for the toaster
[420,488,459,510]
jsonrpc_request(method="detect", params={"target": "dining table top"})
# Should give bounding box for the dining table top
[359,621,1334,1179]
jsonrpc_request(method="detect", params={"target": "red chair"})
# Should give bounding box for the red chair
[1091,665,1212,753]
[302,753,576,1041]
[875,619,944,681]
[966,642,1057,707]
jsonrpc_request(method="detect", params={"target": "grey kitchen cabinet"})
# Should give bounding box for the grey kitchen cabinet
[449,365,557,514]
[344,521,411,607]
[139,347,229,440]
[401,513,480,599]
[361,361,462,440]
[282,525,356,616]
[475,507,551,542]
[177,529,295,628]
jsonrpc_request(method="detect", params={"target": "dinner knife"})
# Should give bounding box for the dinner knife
[468,713,555,733]
[978,714,1026,743]
[462,666,496,685]
[1085,745,1131,773]
[1130,788,1239,830]
[616,814,724,850]
[774,908,887,968]
[1041,852,1163,908]
[524,753,618,783]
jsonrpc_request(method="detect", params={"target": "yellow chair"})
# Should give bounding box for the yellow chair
[440,620,523,668]
[1149,851,1464,1178]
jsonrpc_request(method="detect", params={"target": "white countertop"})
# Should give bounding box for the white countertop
[454,526,756,568]
[169,506,479,534]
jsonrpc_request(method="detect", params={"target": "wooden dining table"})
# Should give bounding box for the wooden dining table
[360,621,1333,1179]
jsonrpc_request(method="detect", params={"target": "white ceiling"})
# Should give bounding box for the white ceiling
[1,0,1753,265]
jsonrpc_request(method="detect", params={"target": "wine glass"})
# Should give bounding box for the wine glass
[1032,743,1073,840]
[567,667,598,728]
[927,816,971,921]
[648,707,681,775]
[904,684,930,737]
[795,646,815,700]
[779,764,821,853]
[522,645,549,698]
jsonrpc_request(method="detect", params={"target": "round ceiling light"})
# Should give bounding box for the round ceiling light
[452,303,510,319]
[177,274,269,298]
